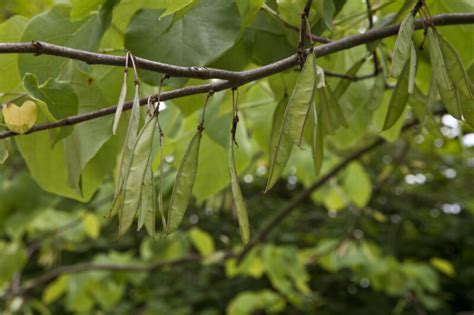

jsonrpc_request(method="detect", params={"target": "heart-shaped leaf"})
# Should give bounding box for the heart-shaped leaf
[2,101,38,134]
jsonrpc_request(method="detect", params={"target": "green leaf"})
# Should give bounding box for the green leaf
[140,161,156,237]
[236,0,264,31]
[0,241,27,286]
[166,129,202,234]
[390,14,414,77]
[71,0,106,19]
[343,162,372,208]
[19,4,115,83]
[188,227,215,257]
[315,0,336,31]
[334,59,365,99]
[383,61,410,130]
[408,41,417,95]
[311,100,324,176]
[228,134,250,244]
[0,16,28,92]
[118,115,157,238]
[227,290,286,315]
[318,87,348,134]
[23,73,79,144]
[43,275,70,304]
[367,74,386,110]
[285,53,317,146]
[160,0,194,19]
[125,0,240,83]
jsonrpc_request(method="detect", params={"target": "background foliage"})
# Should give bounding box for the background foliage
[0,0,473,314]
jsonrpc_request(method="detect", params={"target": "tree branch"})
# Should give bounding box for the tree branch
[0,13,472,140]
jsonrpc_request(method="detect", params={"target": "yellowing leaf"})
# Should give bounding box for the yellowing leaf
[43,275,70,304]
[82,212,101,239]
[430,257,455,277]
[189,227,215,257]
[2,101,37,134]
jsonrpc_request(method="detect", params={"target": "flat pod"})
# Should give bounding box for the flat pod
[109,84,141,217]
[390,14,414,78]
[2,101,37,134]
[439,36,474,127]
[285,52,317,146]
[166,129,203,234]
[228,135,250,244]
[119,115,158,238]
[311,100,324,176]
[265,94,293,192]
[408,41,417,95]
[383,61,410,130]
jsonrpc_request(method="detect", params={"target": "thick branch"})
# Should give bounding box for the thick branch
[0,13,472,140]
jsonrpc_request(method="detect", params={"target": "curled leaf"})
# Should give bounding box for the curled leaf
[2,100,37,134]
[408,41,417,95]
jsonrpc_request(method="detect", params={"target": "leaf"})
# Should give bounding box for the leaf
[311,100,324,176]
[71,0,107,19]
[390,14,414,77]
[82,213,101,239]
[118,115,157,238]
[160,0,194,18]
[188,227,215,257]
[43,275,70,304]
[343,162,372,208]
[228,135,250,244]
[334,59,365,98]
[0,16,28,92]
[166,129,203,234]
[430,257,455,277]
[125,0,240,84]
[285,53,317,146]
[112,68,128,135]
[439,36,474,127]
[236,0,264,31]
[23,73,79,143]
[315,0,336,31]
[367,74,386,110]
[2,101,38,134]
[319,87,348,134]
[408,41,417,95]
[19,4,115,83]
[383,62,410,130]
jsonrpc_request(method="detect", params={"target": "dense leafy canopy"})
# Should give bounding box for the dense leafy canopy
[0,0,473,314]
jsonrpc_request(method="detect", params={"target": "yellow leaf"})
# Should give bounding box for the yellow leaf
[430,257,456,277]
[2,100,37,134]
